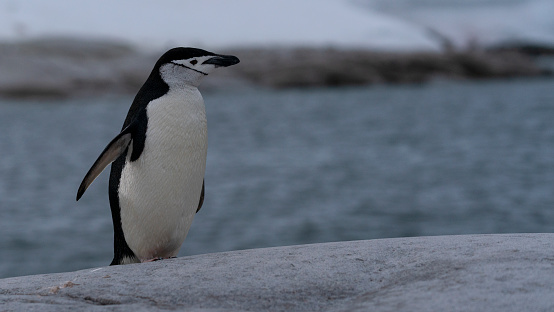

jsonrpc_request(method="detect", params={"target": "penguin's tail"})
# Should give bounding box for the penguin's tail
[110,254,140,266]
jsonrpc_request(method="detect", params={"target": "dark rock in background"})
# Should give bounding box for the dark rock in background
[0,38,551,99]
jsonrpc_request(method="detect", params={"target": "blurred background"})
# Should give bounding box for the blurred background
[1,0,553,278]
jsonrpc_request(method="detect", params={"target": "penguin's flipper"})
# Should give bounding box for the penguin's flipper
[76,128,133,201]
[196,180,205,213]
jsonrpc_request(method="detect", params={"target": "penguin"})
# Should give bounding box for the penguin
[76,47,239,265]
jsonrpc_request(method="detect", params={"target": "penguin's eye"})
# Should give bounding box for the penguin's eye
[190,60,198,65]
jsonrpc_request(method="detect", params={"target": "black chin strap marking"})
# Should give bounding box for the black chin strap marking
[171,62,208,76]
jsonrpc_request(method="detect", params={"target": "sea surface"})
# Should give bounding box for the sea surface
[1,78,553,278]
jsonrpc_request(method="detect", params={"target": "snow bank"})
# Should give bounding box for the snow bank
[0,0,437,51]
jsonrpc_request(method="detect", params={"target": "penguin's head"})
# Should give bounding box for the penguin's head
[156,47,240,88]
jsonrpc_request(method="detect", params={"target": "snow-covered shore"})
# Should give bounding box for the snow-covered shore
[0,38,551,99]
[2,1,553,98]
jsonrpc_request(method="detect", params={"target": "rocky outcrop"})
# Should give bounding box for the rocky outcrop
[1,234,553,311]
[228,48,550,88]
[0,38,551,99]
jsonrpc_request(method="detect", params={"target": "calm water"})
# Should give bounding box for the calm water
[1,78,553,278]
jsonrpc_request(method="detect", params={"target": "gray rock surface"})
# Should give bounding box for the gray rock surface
[1,234,553,311]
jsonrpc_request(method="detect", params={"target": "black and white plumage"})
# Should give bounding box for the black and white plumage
[76,47,239,265]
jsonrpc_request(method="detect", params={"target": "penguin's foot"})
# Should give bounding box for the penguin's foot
[143,257,164,263]
[143,256,177,263]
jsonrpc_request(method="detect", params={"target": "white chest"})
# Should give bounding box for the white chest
[119,87,208,261]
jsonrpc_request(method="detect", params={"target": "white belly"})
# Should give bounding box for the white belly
[118,88,207,261]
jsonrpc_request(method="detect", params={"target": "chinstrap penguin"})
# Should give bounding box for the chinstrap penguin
[76,47,239,265]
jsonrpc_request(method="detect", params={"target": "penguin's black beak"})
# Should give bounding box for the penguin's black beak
[202,54,240,67]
